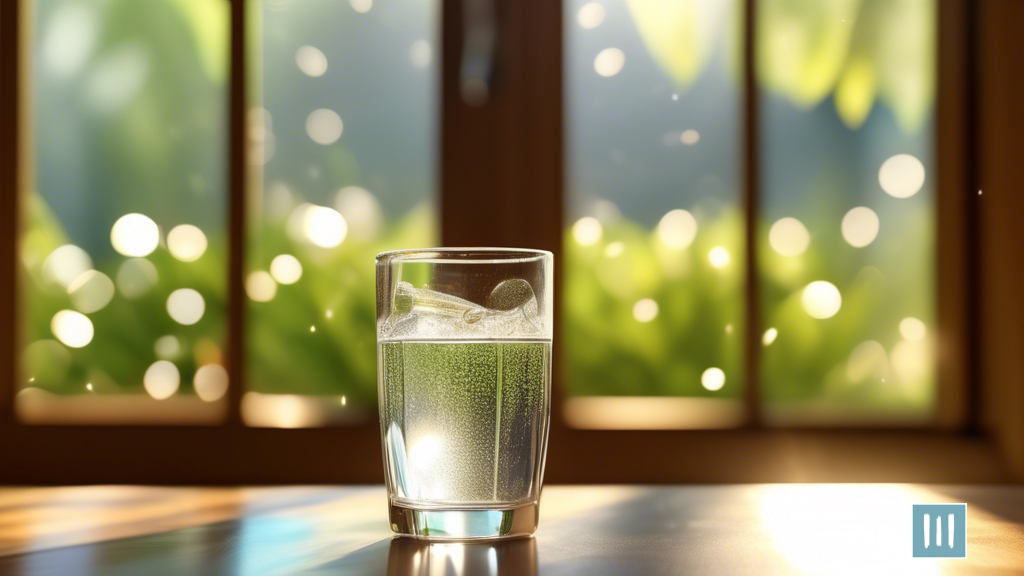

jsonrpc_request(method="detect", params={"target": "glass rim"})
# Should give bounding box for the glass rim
[376,247,552,264]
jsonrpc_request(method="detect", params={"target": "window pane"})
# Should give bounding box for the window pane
[564,0,744,428]
[758,0,936,423]
[245,0,438,426]
[19,0,229,423]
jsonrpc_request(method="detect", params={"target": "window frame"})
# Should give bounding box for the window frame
[0,0,1018,484]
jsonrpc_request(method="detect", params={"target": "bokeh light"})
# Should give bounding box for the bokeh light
[680,129,700,145]
[577,3,606,29]
[246,271,277,302]
[762,327,778,346]
[656,209,698,250]
[846,340,889,382]
[270,254,303,285]
[166,288,205,325]
[891,340,930,384]
[801,281,842,319]
[709,246,730,269]
[841,207,880,247]
[768,217,810,257]
[572,217,603,246]
[295,45,328,77]
[594,48,625,77]
[144,360,179,400]
[701,367,725,391]
[167,224,208,262]
[604,241,625,258]
[349,0,372,13]
[110,213,160,257]
[86,44,149,113]
[42,245,93,288]
[302,205,348,248]
[409,40,431,69]
[67,270,115,313]
[878,154,925,198]
[632,298,658,323]
[42,3,98,77]
[116,258,158,299]
[194,364,229,402]
[51,310,94,348]
[154,335,182,360]
[305,109,344,145]
[899,317,927,341]
[334,186,383,240]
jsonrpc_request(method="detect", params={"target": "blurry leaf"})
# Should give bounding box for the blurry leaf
[627,0,730,89]
[168,0,229,84]
[834,55,875,129]
[758,0,861,108]
[874,0,935,133]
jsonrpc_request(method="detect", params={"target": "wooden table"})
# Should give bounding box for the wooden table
[0,485,1022,575]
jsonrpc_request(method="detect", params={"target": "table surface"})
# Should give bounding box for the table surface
[0,485,1022,575]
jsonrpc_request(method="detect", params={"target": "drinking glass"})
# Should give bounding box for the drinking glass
[376,248,553,540]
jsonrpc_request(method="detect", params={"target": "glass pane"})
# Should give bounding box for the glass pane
[564,0,744,428]
[758,0,936,423]
[245,0,438,426]
[19,0,229,423]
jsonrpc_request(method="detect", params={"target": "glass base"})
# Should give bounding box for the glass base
[389,501,539,540]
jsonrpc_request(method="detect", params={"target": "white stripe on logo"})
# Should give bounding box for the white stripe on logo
[924,513,930,548]
[949,513,955,548]
[937,515,942,547]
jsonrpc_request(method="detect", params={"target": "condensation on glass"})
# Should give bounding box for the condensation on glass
[564,0,744,428]
[758,0,937,423]
[18,0,229,424]
[243,0,439,427]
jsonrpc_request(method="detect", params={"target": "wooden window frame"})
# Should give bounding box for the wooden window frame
[0,0,1020,484]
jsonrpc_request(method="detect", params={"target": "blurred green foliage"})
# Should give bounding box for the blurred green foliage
[565,209,744,398]
[756,0,935,132]
[246,206,433,406]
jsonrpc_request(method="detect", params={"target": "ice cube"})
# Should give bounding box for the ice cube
[392,281,486,323]
[382,280,543,340]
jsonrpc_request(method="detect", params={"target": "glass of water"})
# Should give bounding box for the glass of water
[376,248,553,540]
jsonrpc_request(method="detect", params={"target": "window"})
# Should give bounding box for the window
[565,0,744,428]
[1,0,1012,484]
[564,0,939,429]
[758,0,937,424]
[244,0,438,427]
[19,0,229,424]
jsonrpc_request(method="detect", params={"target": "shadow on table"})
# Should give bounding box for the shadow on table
[319,536,538,576]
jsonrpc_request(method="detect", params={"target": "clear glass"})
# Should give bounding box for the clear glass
[19,0,228,424]
[758,0,936,423]
[563,0,743,428]
[375,249,553,540]
[243,0,439,427]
